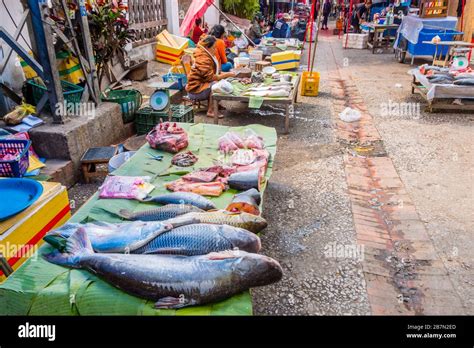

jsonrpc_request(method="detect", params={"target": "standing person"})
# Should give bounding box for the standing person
[185,36,235,118]
[351,1,372,33]
[209,24,233,72]
[191,18,204,44]
[272,13,291,38]
[322,0,332,30]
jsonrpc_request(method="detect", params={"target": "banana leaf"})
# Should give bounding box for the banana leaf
[0,123,277,315]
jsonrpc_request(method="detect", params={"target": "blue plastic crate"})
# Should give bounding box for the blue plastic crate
[407,29,463,57]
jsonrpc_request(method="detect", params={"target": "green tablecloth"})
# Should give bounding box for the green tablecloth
[0,123,277,315]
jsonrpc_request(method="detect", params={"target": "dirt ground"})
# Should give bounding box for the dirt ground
[68,21,473,315]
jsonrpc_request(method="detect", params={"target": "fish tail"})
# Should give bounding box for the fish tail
[43,227,93,268]
[118,209,134,220]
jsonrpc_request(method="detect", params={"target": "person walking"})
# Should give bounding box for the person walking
[322,0,332,30]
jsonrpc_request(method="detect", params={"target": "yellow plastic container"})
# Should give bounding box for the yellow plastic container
[271,50,301,70]
[300,71,320,97]
[156,30,189,65]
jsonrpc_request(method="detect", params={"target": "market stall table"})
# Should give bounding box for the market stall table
[420,41,474,67]
[0,123,277,315]
[212,72,301,134]
[409,68,474,112]
[363,22,399,54]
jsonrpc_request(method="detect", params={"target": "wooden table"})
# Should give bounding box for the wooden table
[212,74,301,134]
[80,146,117,183]
[364,23,399,54]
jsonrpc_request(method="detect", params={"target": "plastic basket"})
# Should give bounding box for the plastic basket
[101,89,143,123]
[26,78,84,107]
[0,139,31,177]
[134,105,194,135]
[162,73,188,90]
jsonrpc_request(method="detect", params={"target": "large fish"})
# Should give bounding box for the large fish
[142,192,217,210]
[167,210,267,233]
[132,223,261,255]
[44,228,283,308]
[119,204,203,221]
[44,221,174,253]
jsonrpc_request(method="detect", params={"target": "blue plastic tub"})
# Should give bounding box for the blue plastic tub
[162,73,188,90]
[407,29,463,57]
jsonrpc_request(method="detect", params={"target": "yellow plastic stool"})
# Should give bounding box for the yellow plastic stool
[301,71,320,96]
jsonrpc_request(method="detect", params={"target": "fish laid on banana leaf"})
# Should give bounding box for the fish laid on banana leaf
[132,223,261,255]
[166,210,267,233]
[44,228,283,308]
[44,221,174,253]
[142,192,217,210]
[119,204,203,221]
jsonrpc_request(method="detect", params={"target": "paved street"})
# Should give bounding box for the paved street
[192,28,473,315]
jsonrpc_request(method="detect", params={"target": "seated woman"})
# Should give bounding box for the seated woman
[209,25,233,73]
[185,35,235,118]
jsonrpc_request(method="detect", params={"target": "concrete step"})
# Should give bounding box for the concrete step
[41,159,75,188]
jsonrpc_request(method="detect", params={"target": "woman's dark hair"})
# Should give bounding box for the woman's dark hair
[209,24,225,39]
[195,18,202,26]
[200,35,216,48]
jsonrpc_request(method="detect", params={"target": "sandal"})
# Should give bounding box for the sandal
[207,113,224,119]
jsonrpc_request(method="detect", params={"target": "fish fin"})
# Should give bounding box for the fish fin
[43,235,68,252]
[43,227,93,267]
[118,209,134,220]
[165,215,200,228]
[206,250,243,260]
[154,296,196,309]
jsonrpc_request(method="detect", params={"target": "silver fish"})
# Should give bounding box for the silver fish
[133,223,261,255]
[119,204,204,221]
[142,192,217,210]
[44,228,283,308]
[45,221,173,253]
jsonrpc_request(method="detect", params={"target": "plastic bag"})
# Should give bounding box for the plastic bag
[3,103,35,125]
[243,129,265,149]
[218,131,245,153]
[339,107,361,123]
[99,176,154,200]
[146,122,188,153]
[212,80,234,95]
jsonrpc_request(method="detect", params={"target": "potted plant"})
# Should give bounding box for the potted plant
[86,0,134,86]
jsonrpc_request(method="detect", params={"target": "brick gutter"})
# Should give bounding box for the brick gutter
[328,68,466,315]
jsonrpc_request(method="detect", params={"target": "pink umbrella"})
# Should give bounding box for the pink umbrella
[179,0,215,37]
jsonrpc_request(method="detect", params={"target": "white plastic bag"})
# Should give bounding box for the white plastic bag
[339,107,361,122]
[212,80,234,94]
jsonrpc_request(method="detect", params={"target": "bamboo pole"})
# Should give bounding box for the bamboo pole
[309,0,324,74]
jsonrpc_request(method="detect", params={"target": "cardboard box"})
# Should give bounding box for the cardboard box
[342,34,369,49]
